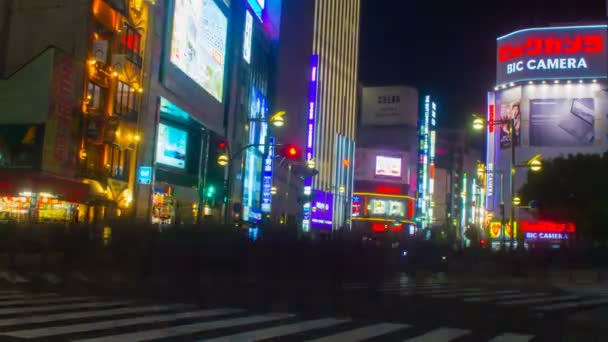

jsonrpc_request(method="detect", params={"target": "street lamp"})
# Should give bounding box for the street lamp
[306,159,316,169]
[473,114,543,250]
[269,111,286,127]
[270,186,277,195]
[217,154,229,166]
[513,196,521,206]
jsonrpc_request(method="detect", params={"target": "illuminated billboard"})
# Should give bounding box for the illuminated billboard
[375,156,402,178]
[156,123,188,169]
[497,25,608,85]
[243,10,253,64]
[170,0,228,102]
[530,98,595,146]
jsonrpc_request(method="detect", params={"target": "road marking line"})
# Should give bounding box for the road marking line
[0,301,131,316]
[464,293,549,302]
[203,318,350,342]
[498,295,580,306]
[0,304,194,327]
[382,285,445,293]
[0,296,96,307]
[428,289,491,298]
[305,322,409,341]
[0,293,57,301]
[536,298,608,311]
[489,332,535,341]
[73,313,293,342]
[460,291,524,302]
[3,308,244,338]
[402,327,470,341]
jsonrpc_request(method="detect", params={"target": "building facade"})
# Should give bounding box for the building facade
[0,0,151,223]
[273,0,361,232]
[486,24,608,246]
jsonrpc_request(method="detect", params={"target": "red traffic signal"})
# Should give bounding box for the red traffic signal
[218,141,228,149]
[282,144,301,160]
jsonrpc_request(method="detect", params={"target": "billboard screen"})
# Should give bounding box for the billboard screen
[495,86,521,149]
[156,123,188,169]
[170,0,228,102]
[530,97,595,146]
[497,25,608,85]
[375,156,402,178]
[361,86,418,127]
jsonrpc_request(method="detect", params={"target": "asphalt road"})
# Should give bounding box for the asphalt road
[0,273,605,341]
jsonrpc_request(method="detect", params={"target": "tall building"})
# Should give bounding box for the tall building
[0,0,151,223]
[273,0,361,232]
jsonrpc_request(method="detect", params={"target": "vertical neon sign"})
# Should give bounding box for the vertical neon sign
[303,55,319,230]
[261,137,274,213]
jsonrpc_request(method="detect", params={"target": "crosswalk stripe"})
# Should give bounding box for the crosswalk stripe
[305,322,409,341]
[498,295,580,306]
[489,332,535,341]
[382,286,446,293]
[3,308,244,338]
[203,318,350,342]
[535,298,608,311]
[407,287,478,294]
[429,289,493,298]
[73,313,294,342]
[0,296,96,307]
[464,292,540,303]
[432,290,514,299]
[0,301,131,315]
[402,327,470,341]
[0,304,194,327]
[0,293,57,301]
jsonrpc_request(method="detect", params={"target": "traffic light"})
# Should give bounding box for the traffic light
[281,144,301,160]
[206,185,216,198]
[217,141,228,149]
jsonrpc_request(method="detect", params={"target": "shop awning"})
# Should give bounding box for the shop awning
[0,170,90,203]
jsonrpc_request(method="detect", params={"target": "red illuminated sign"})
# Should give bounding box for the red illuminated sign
[499,35,604,63]
[496,26,608,85]
[375,185,401,194]
[488,104,495,133]
[520,220,575,233]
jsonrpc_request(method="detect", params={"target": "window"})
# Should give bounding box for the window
[108,145,131,181]
[115,81,138,116]
[120,23,142,66]
[86,82,106,113]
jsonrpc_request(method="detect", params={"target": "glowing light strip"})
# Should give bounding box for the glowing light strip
[497,25,607,41]
[305,55,319,188]
[352,217,417,225]
[353,192,415,200]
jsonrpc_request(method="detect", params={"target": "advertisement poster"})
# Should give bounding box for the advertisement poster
[361,86,418,127]
[496,87,521,149]
[156,123,188,169]
[375,155,402,178]
[170,0,228,102]
[530,98,595,146]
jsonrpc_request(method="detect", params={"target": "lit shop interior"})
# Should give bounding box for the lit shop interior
[352,192,416,234]
[0,192,86,224]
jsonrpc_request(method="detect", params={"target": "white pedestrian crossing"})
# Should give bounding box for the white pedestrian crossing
[203,318,350,342]
[489,333,535,341]
[4,308,244,338]
[402,327,469,341]
[306,322,409,341]
[0,291,595,341]
[0,303,194,327]
[74,313,294,342]
[0,296,96,307]
[497,294,580,306]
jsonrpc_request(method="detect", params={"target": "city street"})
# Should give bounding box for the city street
[0,272,605,341]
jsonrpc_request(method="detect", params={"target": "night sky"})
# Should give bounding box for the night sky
[360,0,606,129]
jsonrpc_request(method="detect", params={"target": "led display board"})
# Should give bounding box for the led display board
[375,156,402,178]
[156,123,188,169]
[170,0,228,102]
[243,10,253,64]
[496,25,608,85]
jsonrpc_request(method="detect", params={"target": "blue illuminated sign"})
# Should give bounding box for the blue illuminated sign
[137,166,152,185]
[261,137,274,213]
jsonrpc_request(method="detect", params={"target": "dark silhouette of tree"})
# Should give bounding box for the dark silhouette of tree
[520,153,608,242]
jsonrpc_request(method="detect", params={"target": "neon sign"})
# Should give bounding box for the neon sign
[525,232,569,240]
[496,25,608,85]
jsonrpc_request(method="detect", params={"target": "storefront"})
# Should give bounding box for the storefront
[352,192,416,234]
[0,170,90,223]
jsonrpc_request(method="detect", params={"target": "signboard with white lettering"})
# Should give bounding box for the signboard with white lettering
[361,86,418,127]
[261,137,274,213]
[137,166,152,185]
[525,232,569,241]
[497,25,608,85]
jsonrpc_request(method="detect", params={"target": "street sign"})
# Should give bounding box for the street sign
[137,166,152,184]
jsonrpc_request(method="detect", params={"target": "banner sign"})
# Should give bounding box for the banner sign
[261,137,274,213]
[497,25,608,85]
